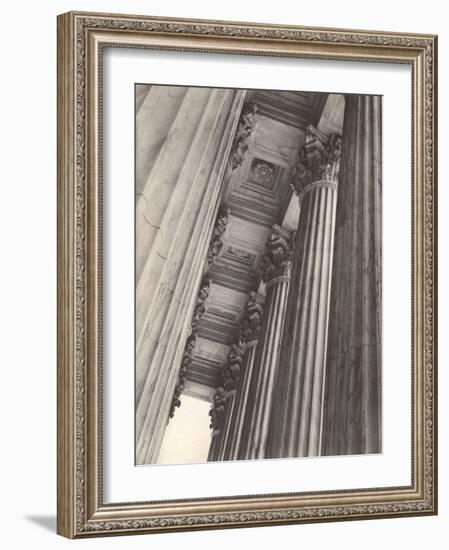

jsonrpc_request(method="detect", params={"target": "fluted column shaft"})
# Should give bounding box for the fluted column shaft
[222,341,258,460]
[209,342,258,462]
[208,291,264,462]
[135,88,247,464]
[321,95,382,456]
[240,277,290,460]
[267,128,341,459]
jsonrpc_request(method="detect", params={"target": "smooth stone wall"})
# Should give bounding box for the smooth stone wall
[135,87,247,464]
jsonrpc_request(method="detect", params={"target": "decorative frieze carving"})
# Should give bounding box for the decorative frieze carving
[169,276,211,419]
[259,226,293,284]
[169,332,197,418]
[205,205,230,270]
[191,276,211,331]
[230,102,258,170]
[290,125,342,195]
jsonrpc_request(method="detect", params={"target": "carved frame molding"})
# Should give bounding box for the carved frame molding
[57,11,437,538]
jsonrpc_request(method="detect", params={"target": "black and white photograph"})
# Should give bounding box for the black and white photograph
[1,0,441,543]
[135,85,382,466]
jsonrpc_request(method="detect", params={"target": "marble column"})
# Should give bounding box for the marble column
[207,342,245,462]
[217,292,265,461]
[237,227,292,460]
[135,88,247,464]
[267,127,341,459]
[321,95,382,456]
[223,340,258,460]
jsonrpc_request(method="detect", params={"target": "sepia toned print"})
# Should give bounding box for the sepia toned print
[135,85,382,466]
[57,11,436,538]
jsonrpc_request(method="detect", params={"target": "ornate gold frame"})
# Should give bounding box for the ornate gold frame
[57,11,438,538]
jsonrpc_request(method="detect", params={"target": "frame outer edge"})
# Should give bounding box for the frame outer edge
[56,10,438,537]
[432,35,439,515]
[57,12,77,539]
[61,10,437,40]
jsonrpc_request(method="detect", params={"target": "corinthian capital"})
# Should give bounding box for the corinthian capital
[209,386,226,431]
[169,332,197,419]
[290,126,342,195]
[239,291,264,345]
[259,225,293,284]
[222,343,245,393]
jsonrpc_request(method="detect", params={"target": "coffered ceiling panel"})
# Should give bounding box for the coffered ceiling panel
[225,114,303,227]
[184,91,339,398]
[208,215,272,293]
[186,337,230,391]
[247,90,328,130]
[196,282,249,345]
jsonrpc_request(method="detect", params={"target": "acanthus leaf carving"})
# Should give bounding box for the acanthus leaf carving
[239,290,264,345]
[168,331,196,419]
[191,275,212,331]
[222,343,245,394]
[259,226,293,284]
[290,126,342,195]
[209,386,226,431]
